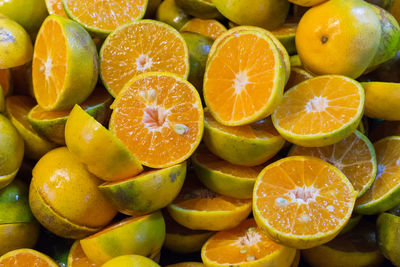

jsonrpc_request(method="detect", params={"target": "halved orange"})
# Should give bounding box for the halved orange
[68,240,99,267]
[289,130,377,198]
[272,75,365,147]
[109,72,203,169]
[0,69,12,96]
[100,20,189,97]
[167,173,252,231]
[253,156,357,249]
[0,248,59,267]
[180,18,227,40]
[201,219,296,266]
[356,136,400,214]
[62,0,148,34]
[204,29,285,126]
[32,15,98,111]
[45,0,67,17]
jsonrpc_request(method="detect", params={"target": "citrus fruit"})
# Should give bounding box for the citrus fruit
[67,240,99,267]
[213,0,290,30]
[204,30,285,126]
[271,23,297,55]
[99,162,186,215]
[192,146,265,199]
[156,0,190,30]
[5,95,56,160]
[296,0,382,78]
[65,105,142,182]
[102,255,160,267]
[289,130,377,198]
[356,136,400,214]
[109,72,203,168]
[45,0,67,17]
[0,223,40,256]
[291,251,301,267]
[145,0,162,18]
[377,212,400,266]
[181,32,213,94]
[201,218,296,266]
[0,0,48,34]
[0,114,24,189]
[28,87,112,145]
[167,174,252,231]
[284,67,313,91]
[163,210,214,254]
[253,156,357,249]
[181,18,227,40]
[62,0,148,35]
[175,0,221,19]
[288,0,327,6]
[289,55,302,67]
[0,69,12,96]
[167,263,204,267]
[29,147,117,239]
[32,15,98,111]
[0,248,59,267]
[0,15,33,69]
[80,212,165,265]
[100,20,189,97]
[272,75,364,147]
[302,219,384,267]
[203,109,284,166]
[362,82,400,120]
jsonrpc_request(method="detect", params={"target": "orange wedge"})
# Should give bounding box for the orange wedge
[201,219,296,266]
[204,30,285,126]
[62,0,148,34]
[100,20,189,97]
[289,130,377,198]
[272,75,364,147]
[0,248,59,267]
[253,156,357,249]
[45,0,67,17]
[109,72,203,169]
[180,18,227,40]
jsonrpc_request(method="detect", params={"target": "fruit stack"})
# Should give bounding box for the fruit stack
[0,0,400,266]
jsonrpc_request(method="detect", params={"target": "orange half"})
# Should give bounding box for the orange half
[180,18,227,40]
[0,248,59,267]
[45,0,67,17]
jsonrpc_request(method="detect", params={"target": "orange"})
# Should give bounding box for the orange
[0,248,59,267]
[45,0,67,17]
[181,18,227,40]
[109,72,203,169]
[201,219,296,266]
[271,23,297,55]
[296,0,382,79]
[204,30,285,126]
[62,0,148,34]
[32,15,98,111]
[362,82,400,120]
[100,20,189,97]
[272,75,364,147]
[289,0,327,6]
[68,241,99,267]
[253,156,357,249]
[289,130,377,198]
[0,69,12,96]
[284,67,313,91]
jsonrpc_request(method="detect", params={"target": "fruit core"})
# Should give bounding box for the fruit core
[305,96,328,112]
[234,71,249,94]
[136,54,153,72]
[143,106,168,130]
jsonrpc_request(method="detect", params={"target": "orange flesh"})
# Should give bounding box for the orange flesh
[33,18,67,109]
[255,156,355,236]
[101,21,188,96]
[271,23,297,36]
[205,110,279,139]
[290,131,375,194]
[0,251,55,267]
[111,74,202,168]
[357,137,400,205]
[284,68,313,91]
[204,219,282,264]
[194,146,263,179]
[5,96,37,131]
[0,69,10,95]
[181,19,227,40]
[69,242,99,267]
[274,76,362,135]
[46,0,67,17]
[204,32,279,122]
[63,0,147,32]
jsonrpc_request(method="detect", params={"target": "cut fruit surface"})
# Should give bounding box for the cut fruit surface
[253,156,357,249]
[45,0,67,17]
[109,72,203,168]
[204,30,285,126]
[68,240,99,267]
[272,75,364,147]
[201,218,296,266]
[100,20,189,97]
[180,18,227,40]
[62,0,148,34]
[290,130,377,198]
[0,248,59,267]
[356,136,400,214]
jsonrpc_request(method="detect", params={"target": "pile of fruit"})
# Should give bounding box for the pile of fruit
[2,0,400,266]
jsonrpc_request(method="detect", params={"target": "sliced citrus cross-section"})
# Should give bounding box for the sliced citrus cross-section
[289,130,377,198]
[272,75,364,147]
[100,20,189,97]
[201,218,296,267]
[0,248,59,267]
[45,0,67,17]
[253,156,357,249]
[67,240,99,267]
[180,18,227,40]
[204,29,285,126]
[109,72,203,168]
